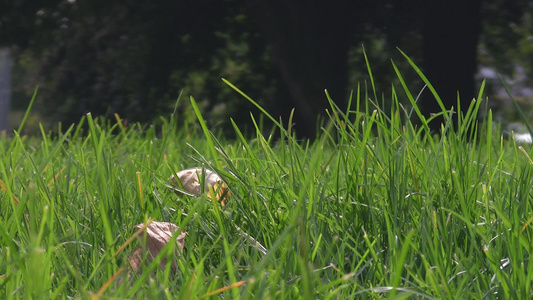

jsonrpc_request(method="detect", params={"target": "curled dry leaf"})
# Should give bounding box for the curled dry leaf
[170,167,230,205]
[127,221,186,274]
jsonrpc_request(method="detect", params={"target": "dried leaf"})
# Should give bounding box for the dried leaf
[127,221,186,274]
[170,167,230,205]
[208,181,230,206]
[127,246,143,273]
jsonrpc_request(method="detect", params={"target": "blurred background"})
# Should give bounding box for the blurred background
[0,0,532,137]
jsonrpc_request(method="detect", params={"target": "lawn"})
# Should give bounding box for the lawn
[1,57,533,299]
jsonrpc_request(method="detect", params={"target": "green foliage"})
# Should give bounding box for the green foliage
[480,0,533,77]
[1,57,533,299]
[6,0,276,135]
[479,0,533,118]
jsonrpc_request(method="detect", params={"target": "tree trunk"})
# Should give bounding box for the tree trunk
[249,1,353,138]
[422,0,483,131]
[0,48,12,132]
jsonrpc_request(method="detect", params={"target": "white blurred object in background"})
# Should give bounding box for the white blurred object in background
[514,132,532,144]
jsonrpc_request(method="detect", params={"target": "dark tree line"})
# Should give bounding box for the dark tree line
[1,0,531,136]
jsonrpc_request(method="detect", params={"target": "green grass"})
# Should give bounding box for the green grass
[1,55,533,299]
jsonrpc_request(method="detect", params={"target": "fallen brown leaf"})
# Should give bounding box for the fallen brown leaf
[170,167,230,205]
[127,221,186,274]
